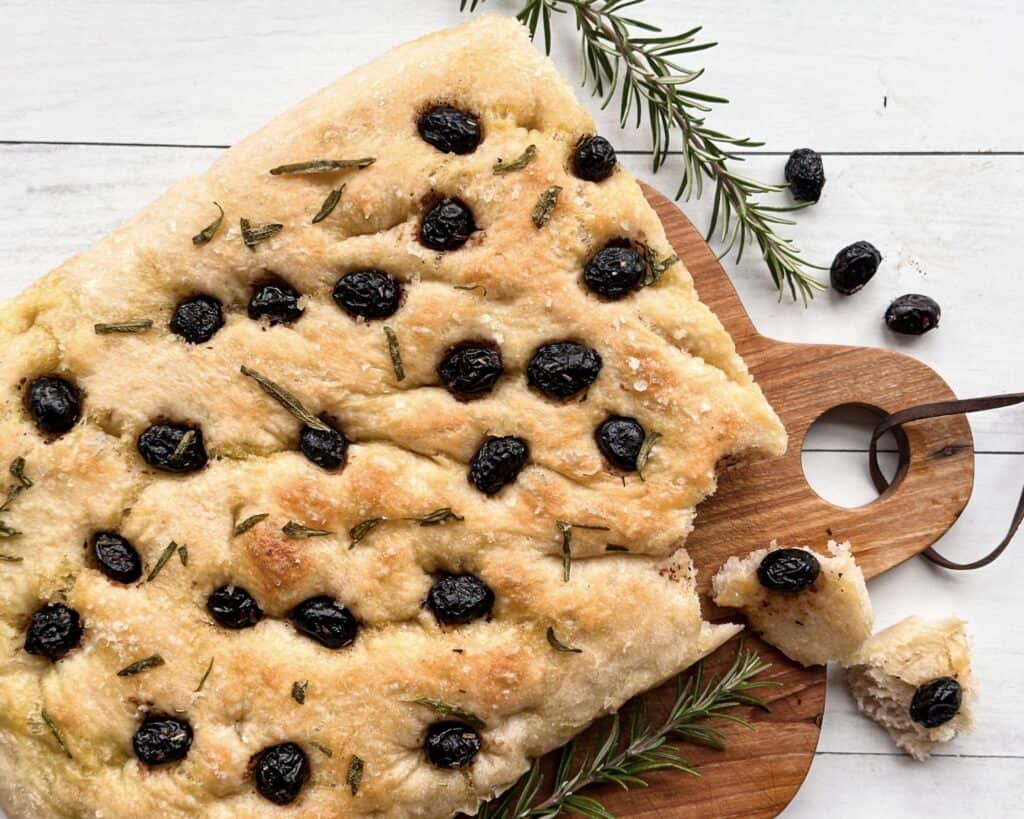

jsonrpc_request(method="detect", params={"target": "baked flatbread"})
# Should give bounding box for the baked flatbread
[0,15,785,817]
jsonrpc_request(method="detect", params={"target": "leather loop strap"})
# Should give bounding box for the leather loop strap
[869,392,1024,570]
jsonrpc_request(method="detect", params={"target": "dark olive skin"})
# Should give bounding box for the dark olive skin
[595,416,645,471]
[468,436,529,495]
[133,716,193,766]
[253,742,310,805]
[299,424,348,471]
[24,603,83,660]
[91,532,143,584]
[437,344,504,398]
[830,241,881,295]
[784,148,826,202]
[910,677,963,728]
[248,280,304,325]
[426,574,495,625]
[757,548,821,592]
[424,721,482,769]
[420,198,476,251]
[572,135,617,182]
[207,585,264,630]
[170,295,224,343]
[26,376,81,435]
[137,423,208,473]
[885,294,941,335]
[418,105,481,155]
[290,596,358,649]
[583,244,646,299]
[526,341,602,399]
[332,270,402,320]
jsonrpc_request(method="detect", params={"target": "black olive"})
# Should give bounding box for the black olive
[170,295,224,343]
[24,603,83,660]
[207,585,264,630]
[830,241,881,295]
[437,344,503,398]
[572,135,617,182]
[248,280,304,325]
[756,548,821,592]
[426,574,495,625]
[332,270,402,320]
[424,721,482,769]
[91,532,142,584]
[909,676,963,728]
[468,436,528,495]
[418,105,481,155]
[299,424,348,471]
[885,294,941,336]
[290,595,358,649]
[583,244,646,299]
[137,423,208,473]
[420,198,476,251]
[784,148,826,202]
[595,416,645,471]
[132,715,193,766]
[526,341,602,399]
[253,742,310,805]
[26,376,81,435]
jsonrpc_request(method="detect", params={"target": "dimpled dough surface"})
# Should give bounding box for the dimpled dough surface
[0,15,785,818]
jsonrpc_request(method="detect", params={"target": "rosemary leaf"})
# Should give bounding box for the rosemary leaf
[454,283,488,296]
[643,247,679,286]
[192,202,224,246]
[41,709,72,759]
[347,754,364,795]
[9,457,31,488]
[117,654,166,677]
[270,158,376,176]
[310,741,333,758]
[636,430,662,480]
[282,521,332,538]
[147,541,179,582]
[312,185,344,224]
[546,626,583,654]
[291,680,308,705]
[177,545,189,566]
[94,320,153,335]
[531,185,562,228]
[195,658,215,692]
[170,430,195,465]
[407,698,485,730]
[406,508,464,526]
[349,517,385,548]
[0,522,21,538]
[493,144,538,175]
[233,513,269,536]
[556,521,610,582]
[0,554,23,562]
[240,366,330,432]
[384,326,405,382]
[239,217,283,249]
[605,544,629,552]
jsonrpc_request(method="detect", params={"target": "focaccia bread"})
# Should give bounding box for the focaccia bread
[0,14,784,818]
[847,616,975,760]
[712,540,872,666]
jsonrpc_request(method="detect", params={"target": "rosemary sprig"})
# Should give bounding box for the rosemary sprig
[233,513,269,536]
[117,654,165,677]
[269,158,375,175]
[347,754,365,795]
[493,144,538,175]
[532,185,562,228]
[147,541,179,582]
[94,320,153,335]
[461,0,825,303]
[313,185,345,223]
[192,202,224,246]
[240,366,331,432]
[282,521,332,538]
[477,643,776,818]
[384,326,405,382]
[407,698,486,730]
[195,658,215,692]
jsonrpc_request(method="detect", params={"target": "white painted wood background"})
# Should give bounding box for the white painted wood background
[1,1,1021,816]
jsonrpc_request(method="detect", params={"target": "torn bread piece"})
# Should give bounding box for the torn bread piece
[712,540,872,667]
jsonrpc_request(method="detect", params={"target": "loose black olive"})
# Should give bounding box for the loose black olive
[132,715,193,766]
[437,344,503,398]
[426,574,495,625]
[25,603,83,660]
[170,295,224,343]
[425,721,482,769]
[92,532,142,584]
[253,742,310,805]
[784,148,826,202]
[137,423,208,473]
[332,270,402,320]
[420,198,476,251]
[572,135,617,182]
[468,436,529,495]
[248,280,304,325]
[583,244,646,299]
[26,376,81,435]
[207,585,264,630]
[909,676,962,728]
[526,341,602,399]
[595,416,645,471]
[885,294,941,336]
[290,596,358,649]
[299,424,348,471]
[418,105,481,155]
[830,241,882,295]
[756,548,821,592]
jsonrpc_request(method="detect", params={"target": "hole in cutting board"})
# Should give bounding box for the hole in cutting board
[801,404,901,508]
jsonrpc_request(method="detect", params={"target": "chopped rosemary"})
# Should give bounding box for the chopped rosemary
[0,522,21,538]
[348,517,386,548]
[636,430,663,480]
[406,508,464,526]
[192,202,224,246]
[94,320,153,335]
[233,513,269,536]
[453,283,488,296]
[0,554,23,562]
[117,654,166,677]
[147,541,179,582]
[312,185,344,224]
[195,658,215,693]
[310,740,334,758]
[283,521,332,538]
[384,326,405,382]
[9,457,31,488]
[170,430,196,464]
[546,627,582,654]
[493,144,538,175]
[407,698,485,730]
[291,680,308,704]
[177,545,189,566]
[643,246,679,286]
[556,521,610,582]
[270,158,376,176]
[41,709,72,759]
[347,754,364,795]
[531,185,562,228]
[605,544,629,552]
[240,366,330,432]
[240,217,283,249]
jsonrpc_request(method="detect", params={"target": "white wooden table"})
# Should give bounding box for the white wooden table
[1,2,1021,816]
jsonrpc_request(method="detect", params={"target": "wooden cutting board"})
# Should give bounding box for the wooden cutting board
[583,185,976,818]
